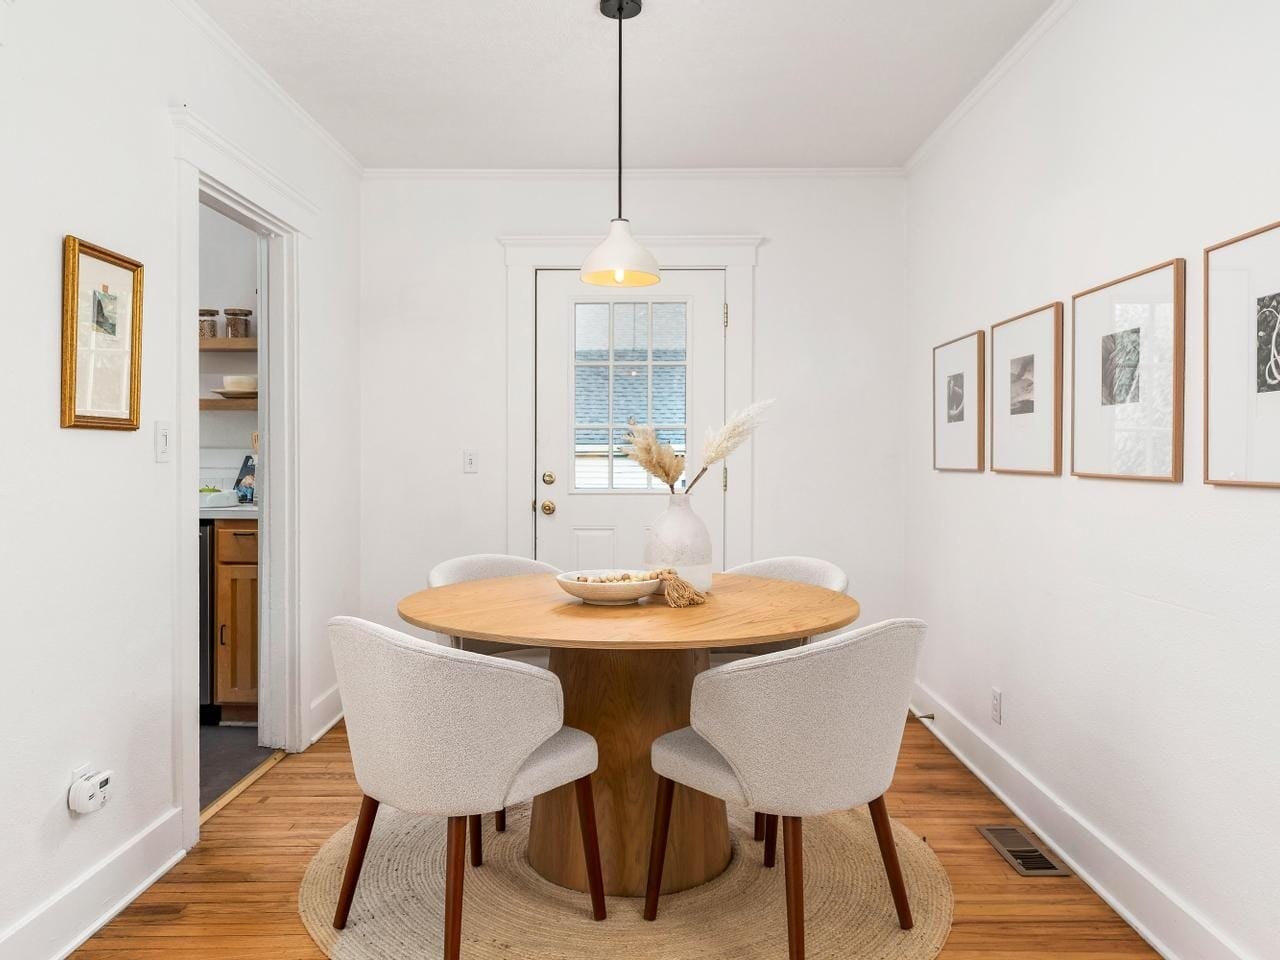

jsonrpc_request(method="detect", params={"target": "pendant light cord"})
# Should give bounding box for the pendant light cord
[617,10,623,221]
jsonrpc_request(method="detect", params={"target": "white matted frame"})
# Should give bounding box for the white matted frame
[933,330,986,472]
[991,303,1063,476]
[501,237,761,569]
[1071,259,1185,483]
[173,109,310,849]
[1204,220,1280,488]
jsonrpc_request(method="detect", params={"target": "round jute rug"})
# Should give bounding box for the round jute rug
[300,803,952,960]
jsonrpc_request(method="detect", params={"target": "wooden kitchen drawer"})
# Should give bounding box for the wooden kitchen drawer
[214,520,258,563]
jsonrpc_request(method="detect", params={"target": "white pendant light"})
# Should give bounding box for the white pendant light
[581,0,660,288]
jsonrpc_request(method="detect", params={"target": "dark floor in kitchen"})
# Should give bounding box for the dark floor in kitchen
[200,725,275,810]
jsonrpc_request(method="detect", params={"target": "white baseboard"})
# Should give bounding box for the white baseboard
[910,682,1253,960]
[0,808,185,960]
[308,682,343,744]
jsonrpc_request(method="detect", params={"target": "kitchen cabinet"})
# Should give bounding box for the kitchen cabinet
[214,519,258,706]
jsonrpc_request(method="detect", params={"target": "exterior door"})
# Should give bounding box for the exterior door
[535,268,726,571]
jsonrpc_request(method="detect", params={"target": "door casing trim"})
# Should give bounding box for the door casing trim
[500,236,762,568]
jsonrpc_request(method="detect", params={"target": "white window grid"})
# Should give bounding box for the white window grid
[572,299,688,492]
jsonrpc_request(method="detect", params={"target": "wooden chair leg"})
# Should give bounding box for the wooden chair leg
[868,795,913,930]
[763,814,779,868]
[783,816,805,960]
[754,811,766,841]
[468,814,483,867]
[494,807,507,833]
[642,775,676,921]
[444,816,466,960]
[333,794,379,930]
[573,776,608,921]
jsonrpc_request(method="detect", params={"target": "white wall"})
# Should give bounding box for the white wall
[359,173,908,630]
[904,3,1280,959]
[0,2,360,957]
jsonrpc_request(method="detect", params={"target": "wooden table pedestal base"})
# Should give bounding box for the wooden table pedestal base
[527,647,732,897]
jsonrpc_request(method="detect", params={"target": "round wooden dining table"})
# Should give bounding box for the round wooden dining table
[397,572,860,897]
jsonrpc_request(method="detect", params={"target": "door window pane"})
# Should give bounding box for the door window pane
[652,366,686,424]
[652,303,687,361]
[613,302,649,361]
[575,303,609,361]
[612,364,648,423]
[612,428,651,489]
[574,366,608,423]
[574,429,609,489]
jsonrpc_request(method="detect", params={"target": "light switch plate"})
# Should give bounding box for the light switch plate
[462,449,478,474]
[154,421,173,462]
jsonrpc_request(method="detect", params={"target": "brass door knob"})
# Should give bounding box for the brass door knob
[541,471,556,485]
[540,500,557,515]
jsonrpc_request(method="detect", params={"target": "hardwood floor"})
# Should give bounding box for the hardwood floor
[74,719,1159,959]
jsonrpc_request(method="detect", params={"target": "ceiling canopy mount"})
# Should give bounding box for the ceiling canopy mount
[599,0,642,21]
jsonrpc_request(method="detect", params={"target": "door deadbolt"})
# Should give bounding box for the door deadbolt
[540,500,557,515]
[541,471,556,485]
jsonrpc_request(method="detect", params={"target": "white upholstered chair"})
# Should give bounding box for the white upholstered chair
[712,556,848,661]
[429,554,559,666]
[644,619,926,960]
[329,618,606,959]
[429,553,560,831]
[713,556,850,842]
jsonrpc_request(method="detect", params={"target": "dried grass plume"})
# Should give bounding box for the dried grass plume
[625,423,686,493]
[685,399,775,492]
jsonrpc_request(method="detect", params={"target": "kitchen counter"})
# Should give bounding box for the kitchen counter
[200,504,259,520]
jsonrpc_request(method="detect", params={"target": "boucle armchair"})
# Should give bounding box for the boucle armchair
[713,555,850,842]
[428,553,561,831]
[644,618,926,960]
[329,617,606,959]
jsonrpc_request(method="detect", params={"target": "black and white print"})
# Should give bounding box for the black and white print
[1101,327,1141,406]
[1258,292,1280,394]
[946,372,965,423]
[1009,354,1035,415]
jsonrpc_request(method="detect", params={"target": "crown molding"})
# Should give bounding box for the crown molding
[905,0,1079,172]
[364,166,904,182]
[167,0,363,176]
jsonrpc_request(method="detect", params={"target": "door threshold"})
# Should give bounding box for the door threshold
[200,749,286,824]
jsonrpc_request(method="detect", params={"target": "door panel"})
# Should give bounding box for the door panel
[535,269,726,571]
[215,563,259,704]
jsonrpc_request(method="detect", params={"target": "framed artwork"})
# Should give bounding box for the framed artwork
[1071,259,1185,482]
[61,236,144,430]
[991,302,1063,475]
[933,330,985,472]
[1204,219,1280,488]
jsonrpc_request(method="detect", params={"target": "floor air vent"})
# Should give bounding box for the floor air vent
[978,825,1071,877]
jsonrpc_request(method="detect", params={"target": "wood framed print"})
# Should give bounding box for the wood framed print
[61,236,144,429]
[991,302,1063,475]
[1204,220,1280,488]
[1071,259,1185,482]
[933,330,985,472]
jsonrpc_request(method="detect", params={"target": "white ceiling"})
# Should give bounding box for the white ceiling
[195,0,1053,170]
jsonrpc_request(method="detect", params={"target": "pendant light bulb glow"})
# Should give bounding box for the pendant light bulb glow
[582,1,660,288]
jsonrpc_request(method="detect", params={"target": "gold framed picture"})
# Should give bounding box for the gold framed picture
[61,236,144,430]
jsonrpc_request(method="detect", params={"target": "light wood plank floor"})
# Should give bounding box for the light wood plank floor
[74,720,1158,959]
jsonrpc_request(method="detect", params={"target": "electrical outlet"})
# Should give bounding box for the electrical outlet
[462,449,478,474]
[72,763,90,782]
[991,688,1003,725]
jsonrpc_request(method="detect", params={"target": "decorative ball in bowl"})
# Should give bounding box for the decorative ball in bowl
[555,570,665,605]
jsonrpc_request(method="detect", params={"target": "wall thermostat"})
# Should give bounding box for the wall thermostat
[68,770,113,814]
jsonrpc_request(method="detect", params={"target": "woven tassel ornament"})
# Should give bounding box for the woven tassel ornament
[657,569,706,608]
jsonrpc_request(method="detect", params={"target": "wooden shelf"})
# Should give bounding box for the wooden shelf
[200,398,257,411]
[199,337,257,352]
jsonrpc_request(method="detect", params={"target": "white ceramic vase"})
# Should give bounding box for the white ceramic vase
[643,493,713,591]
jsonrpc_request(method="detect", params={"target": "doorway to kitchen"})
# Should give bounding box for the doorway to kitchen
[174,109,306,849]
[195,201,280,816]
